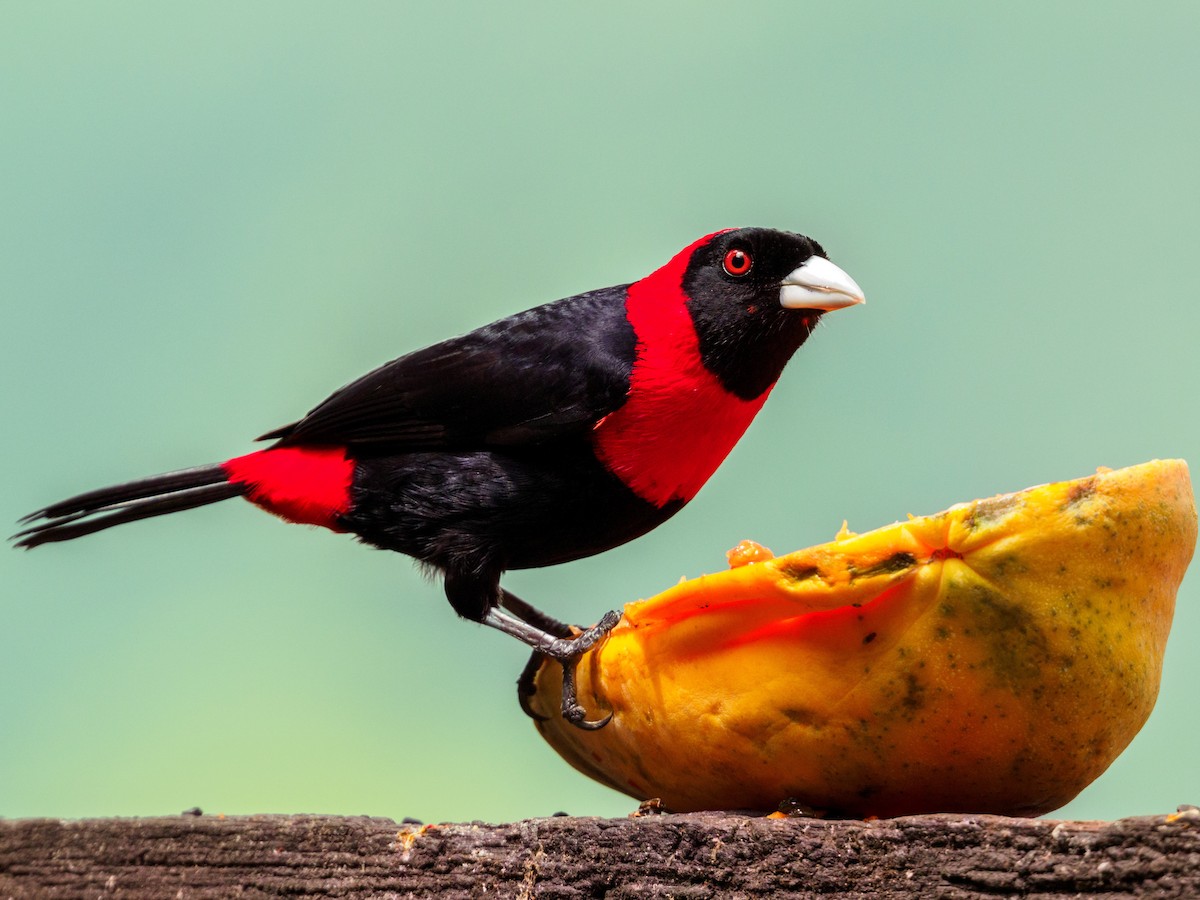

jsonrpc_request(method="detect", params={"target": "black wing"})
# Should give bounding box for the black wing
[262,285,636,451]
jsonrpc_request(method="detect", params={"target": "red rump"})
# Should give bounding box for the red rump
[222,446,355,531]
[592,231,772,508]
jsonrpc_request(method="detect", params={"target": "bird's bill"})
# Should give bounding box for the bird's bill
[779,256,866,311]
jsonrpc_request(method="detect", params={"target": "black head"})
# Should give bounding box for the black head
[682,228,863,399]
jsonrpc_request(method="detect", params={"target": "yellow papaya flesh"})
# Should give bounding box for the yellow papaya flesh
[530,460,1196,817]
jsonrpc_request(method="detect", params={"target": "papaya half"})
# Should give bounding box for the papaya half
[528,460,1196,817]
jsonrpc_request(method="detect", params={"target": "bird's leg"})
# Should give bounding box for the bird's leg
[483,603,621,730]
[499,590,574,639]
[443,569,620,729]
[496,591,578,723]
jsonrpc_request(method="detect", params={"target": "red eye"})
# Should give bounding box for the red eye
[723,248,752,276]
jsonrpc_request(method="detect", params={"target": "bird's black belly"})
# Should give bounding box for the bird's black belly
[341,442,681,574]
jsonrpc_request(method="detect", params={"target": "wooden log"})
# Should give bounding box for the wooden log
[2,808,1199,898]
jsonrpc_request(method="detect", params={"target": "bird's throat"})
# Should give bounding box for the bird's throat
[591,248,773,508]
[591,365,771,508]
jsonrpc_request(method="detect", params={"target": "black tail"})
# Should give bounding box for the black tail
[12,464,245,549]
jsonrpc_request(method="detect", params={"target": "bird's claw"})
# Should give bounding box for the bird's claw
[561,653,613,730]
[522,609,620,730]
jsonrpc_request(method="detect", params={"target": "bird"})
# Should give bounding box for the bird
[13,227,864,729]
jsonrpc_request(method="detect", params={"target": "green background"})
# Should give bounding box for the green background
[3,3,1197,824]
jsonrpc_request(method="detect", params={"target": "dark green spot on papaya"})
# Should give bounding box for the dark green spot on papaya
[780,563,820,582]
[950,581,1051,692]
[1065,478,1096,509]
[966,493,1021,529]
[902,672,926,712]
[851,552,916,579]
[781,707,824,727]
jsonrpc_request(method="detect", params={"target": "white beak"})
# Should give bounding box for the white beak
[779,256,866,311]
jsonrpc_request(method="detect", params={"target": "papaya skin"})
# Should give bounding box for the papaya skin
[529,460,1196,817]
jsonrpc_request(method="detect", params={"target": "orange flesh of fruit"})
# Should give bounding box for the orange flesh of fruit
[529,460,1196,817]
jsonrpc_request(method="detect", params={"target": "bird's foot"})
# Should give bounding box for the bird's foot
[549,610,621,730]
[486,604,621,730]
